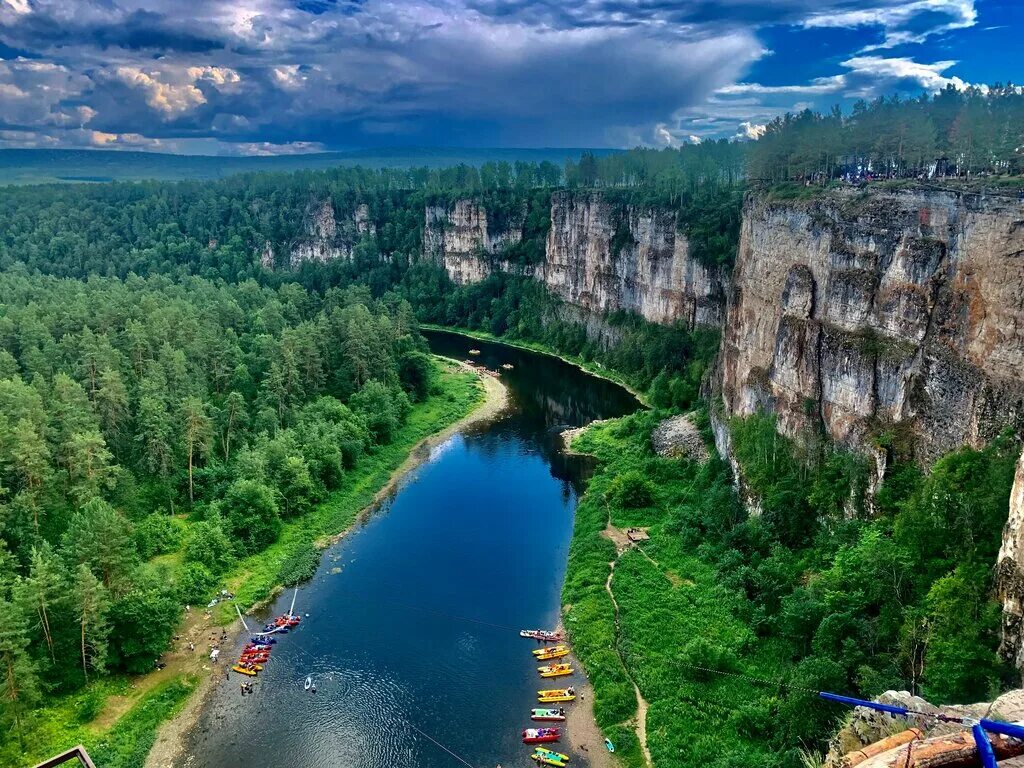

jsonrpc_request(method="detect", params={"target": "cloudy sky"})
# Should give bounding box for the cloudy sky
[0,0,1018,154]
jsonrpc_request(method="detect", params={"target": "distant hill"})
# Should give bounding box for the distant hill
[0,147,621,185]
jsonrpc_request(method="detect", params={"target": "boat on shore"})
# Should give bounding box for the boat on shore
[523,727,561,744]
[531,747,570,766]
[537,687,575,702]
[538,664,573,678]
[531,708,566,722]
[232,664,259,676]
[520,629,562,642]
[533,645,570,660]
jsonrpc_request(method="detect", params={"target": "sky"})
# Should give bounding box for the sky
[0,0,1019,155]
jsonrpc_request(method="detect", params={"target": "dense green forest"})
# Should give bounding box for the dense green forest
[565,411,1016,768]
[0,270,458,744]
[747,85,1024,182]
[0,85,1022,766]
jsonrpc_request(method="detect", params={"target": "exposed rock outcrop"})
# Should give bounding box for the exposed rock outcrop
[287,199,377,268]
[539,191,725,327]
[423,200,524,285]
[998,448,1024,673]
[826,689,1024,768]
[423,192,726,329]
[721,187,1024,464]
[650,414,710,462]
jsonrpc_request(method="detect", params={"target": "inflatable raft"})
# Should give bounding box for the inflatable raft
[531,747,570,767]
[531,708,567,722]
[521,629,562,642]
[232,664,259,676]
[537,687,575,703]
[532,651,573,663]
[523,728,561,744]
[538,664,573,678]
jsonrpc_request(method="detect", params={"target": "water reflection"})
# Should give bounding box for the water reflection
[179,330,639,768]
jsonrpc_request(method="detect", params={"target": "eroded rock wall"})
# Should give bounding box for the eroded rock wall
[287,200,376,268]
[998,448,1024,674]
[423,192,726,329]
[539,191,724,327]
[423,200,523,285]
[721,188,1024,463]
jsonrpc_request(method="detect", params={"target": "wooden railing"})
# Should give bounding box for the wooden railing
[31,745,97,768]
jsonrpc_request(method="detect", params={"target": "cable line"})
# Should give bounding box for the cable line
[408,721,481,768]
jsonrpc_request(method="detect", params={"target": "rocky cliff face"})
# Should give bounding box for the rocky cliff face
[720,188,1024,463]
[539,192,725,327]
[423,200,523,285]
[998,448,1024,674]
[424,192,726,329]
[286,200,376,268]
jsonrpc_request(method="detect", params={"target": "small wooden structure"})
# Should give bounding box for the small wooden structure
[33,745,98,768]
[626,528,650,543]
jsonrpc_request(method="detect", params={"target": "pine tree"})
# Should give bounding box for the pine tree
[0,598,40,743]
[72,564,110,683]
[14,544,65,664]
[181,397,211,503]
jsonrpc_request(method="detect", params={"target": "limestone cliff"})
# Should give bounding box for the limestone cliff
[539,191,724,327]
[424,192,726,329]
[286,200,376,268]
[423,200,523,285]
[720,187,1024,464]
[998,448,1024,672]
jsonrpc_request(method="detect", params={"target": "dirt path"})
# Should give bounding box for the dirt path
[143,363,507,768]
[600,519,654,768]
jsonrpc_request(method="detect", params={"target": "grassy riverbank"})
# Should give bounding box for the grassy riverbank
[562,409,784,768]
[418,323,650,406]
[2,358,485,768]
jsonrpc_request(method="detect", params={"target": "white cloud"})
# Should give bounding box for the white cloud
[841,56,971,94]
[717,75,846,97]
[271,65,305,91]
[3,0,31,15]
[114,66,207,115]
[736,121,766,140]
[804,0,978,49]
[187,66,242,88]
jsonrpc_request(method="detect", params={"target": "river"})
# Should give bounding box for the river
[180,330,639,768]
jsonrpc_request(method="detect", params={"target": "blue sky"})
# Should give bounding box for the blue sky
[0,0,1019,154]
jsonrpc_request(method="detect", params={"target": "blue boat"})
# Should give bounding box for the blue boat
[250,636,277,645]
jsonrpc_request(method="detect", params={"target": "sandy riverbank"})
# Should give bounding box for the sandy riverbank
[143,362,508,768]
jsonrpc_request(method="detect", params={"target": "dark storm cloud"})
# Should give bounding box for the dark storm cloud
[0,0,986,152]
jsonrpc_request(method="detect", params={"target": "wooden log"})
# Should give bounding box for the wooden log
[855,729,1024,768]
[841,729,924,767]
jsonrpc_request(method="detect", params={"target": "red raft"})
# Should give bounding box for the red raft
[523,728,561,744]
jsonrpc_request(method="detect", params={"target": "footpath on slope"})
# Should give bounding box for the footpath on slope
[599,518,654,768]
[141,362,507,768]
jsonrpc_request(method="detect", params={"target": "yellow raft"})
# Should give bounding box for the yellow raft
[538,688,575,702]
[533,645,570,660]
[538,664,573,678]
[232,664,260,676]
[532,747,570,766]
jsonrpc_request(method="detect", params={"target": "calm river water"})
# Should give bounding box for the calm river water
[181,330,639,768]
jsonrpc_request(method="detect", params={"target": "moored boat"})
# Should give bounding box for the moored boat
[523,728,561,744]
[538,664,573,678]
[534,647,570,661]
[232,664,259,676]
[520,629,563,642]
[536,647,569,659]
[250,636,276,644]
[537,687,575,703]
[531,708,566,722]
[530,754,565,768]
[531,747,570,766]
